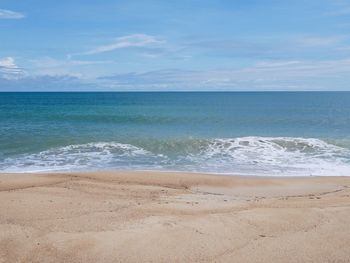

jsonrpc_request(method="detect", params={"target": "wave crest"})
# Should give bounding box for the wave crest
[1,142,165,172]
[186,137,350,175]
[2,137,350,175]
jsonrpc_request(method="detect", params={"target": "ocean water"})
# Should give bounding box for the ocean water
[1,92,350,176]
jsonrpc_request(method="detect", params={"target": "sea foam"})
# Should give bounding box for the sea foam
[1,137,350,176]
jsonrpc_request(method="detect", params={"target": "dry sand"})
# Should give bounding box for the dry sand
[1,171,350,262]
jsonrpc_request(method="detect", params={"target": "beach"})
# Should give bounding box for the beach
[3,0,350,261]
[1,171,350,262]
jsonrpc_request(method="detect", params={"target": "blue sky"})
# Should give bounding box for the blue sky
[1,0,350,91]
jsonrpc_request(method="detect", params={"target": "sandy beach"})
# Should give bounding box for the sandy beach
[1,171,350,263]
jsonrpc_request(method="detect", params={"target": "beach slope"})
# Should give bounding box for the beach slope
[1,171,350,262]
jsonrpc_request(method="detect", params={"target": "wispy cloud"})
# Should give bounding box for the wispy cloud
[296,36,343,47]
[0,57,25,79]
[0,75,94,91]
[84,34,165,55]
[0,9,24,19]
[2,57,350,91]
[97,58,350,91]
[179,34,347,62]
[29,57,113,78]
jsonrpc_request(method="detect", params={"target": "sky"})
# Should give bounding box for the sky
[1,0,350,91]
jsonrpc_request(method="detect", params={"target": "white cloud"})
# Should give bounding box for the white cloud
[0,57,25,79]
[85,34,165,55]
[244,59,350,76]
[98,58,350,91]
[29,57,113,78]
[2,56,350,91]
[0,75,94,91]
[0,9,24,19]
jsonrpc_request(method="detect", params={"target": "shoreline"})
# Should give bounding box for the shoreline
[2,168,349,178]
[1,171,350,262]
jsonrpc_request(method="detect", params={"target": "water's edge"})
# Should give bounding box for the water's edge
[2,136,350,176]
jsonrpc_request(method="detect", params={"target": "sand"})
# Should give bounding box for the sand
[1,171,350,263]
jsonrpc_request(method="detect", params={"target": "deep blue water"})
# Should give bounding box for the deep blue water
[1,92,350,175]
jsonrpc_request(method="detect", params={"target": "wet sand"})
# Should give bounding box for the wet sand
[1,171,350,262]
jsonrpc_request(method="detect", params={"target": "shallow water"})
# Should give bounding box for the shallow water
[1,92,350,175]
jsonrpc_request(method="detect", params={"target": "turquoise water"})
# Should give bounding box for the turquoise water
[1,92,350,175]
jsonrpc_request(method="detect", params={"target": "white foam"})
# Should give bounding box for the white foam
[1,142,163,172]
[187,137,350,176]
[2,137,350,176]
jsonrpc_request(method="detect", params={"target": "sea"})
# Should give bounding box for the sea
[1,92,350,176]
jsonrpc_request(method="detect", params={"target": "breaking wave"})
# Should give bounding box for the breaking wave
[2,137,350,176]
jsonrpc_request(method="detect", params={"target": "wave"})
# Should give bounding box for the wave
[186,137,350,176]
[1,137,350,176]
[0,142,167,172]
